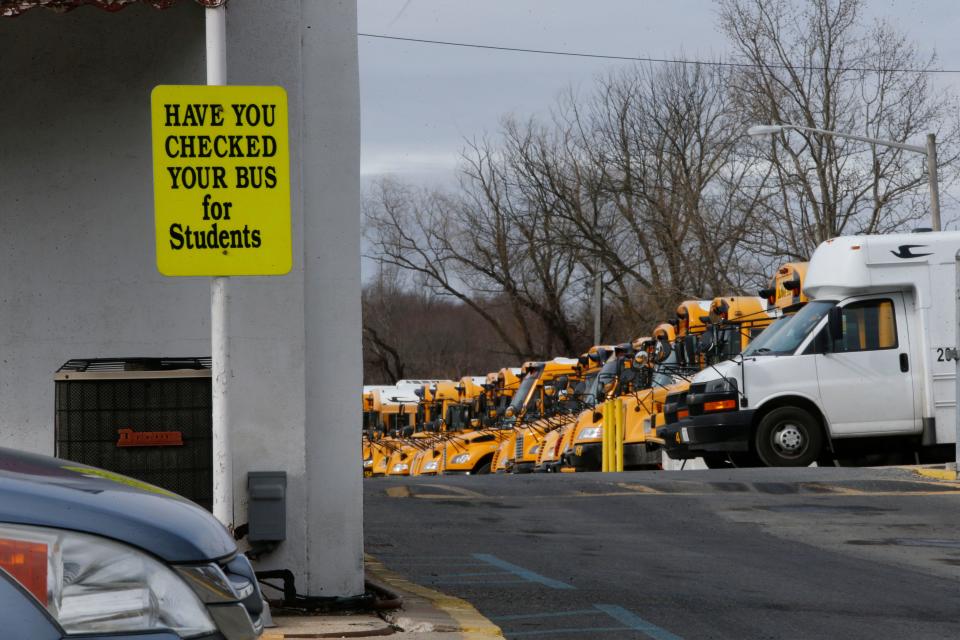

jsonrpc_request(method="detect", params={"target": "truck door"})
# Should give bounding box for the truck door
[814,294,917,436]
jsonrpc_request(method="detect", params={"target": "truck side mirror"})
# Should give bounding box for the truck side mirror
[827,306,844,349]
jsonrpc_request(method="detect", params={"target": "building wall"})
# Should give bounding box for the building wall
[0,0,362,595]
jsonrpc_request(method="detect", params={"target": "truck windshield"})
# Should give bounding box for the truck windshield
[743,301,835,356]
[597,358,619,386]
[508,373,539,414]
[581,373,601,407]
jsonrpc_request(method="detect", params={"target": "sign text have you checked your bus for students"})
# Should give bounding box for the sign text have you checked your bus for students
[151,85,291,276]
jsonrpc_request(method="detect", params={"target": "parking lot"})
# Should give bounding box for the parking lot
[365,467,960,639]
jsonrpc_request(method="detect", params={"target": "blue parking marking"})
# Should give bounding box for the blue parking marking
[594,604,682,640]
[492,609,597,621]
[472,553,575,590]
[492,605,683,639]
[437,571,514,577]
[508,627,627,636]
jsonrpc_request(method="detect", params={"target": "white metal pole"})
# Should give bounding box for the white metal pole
[927,133,942,232]
[955,253,960,477]
[206,4,233,529]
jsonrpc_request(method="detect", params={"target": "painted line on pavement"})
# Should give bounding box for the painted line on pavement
[439,571,515,577]
[434,578,531,585]
[364,553,505,639]
[491,609,598,621]
[594,604,682,640]
[913,467,960,481]
[507,627,627,636]
[472,553,575,590]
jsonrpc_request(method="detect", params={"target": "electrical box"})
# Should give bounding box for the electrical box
[247,471,286,543]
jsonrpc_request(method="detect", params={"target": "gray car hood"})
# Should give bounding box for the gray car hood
[0,447,235,563]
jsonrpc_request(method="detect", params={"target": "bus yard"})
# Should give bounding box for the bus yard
[363,230,960,480]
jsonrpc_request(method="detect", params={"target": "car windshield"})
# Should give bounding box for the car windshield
[743,301,835,356]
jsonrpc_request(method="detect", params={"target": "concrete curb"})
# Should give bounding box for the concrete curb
[364,554,505,639]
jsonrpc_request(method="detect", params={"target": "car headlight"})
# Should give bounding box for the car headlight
[578,427,602,441]
[0,523,216,637]
[363,458,373,467]
[451,453,470,465]
[703,377,737,394]
[391,463,409,472]
[424,461,439,471]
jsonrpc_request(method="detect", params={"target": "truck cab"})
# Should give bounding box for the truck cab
[434,367,523,475]
[535,346,611,472]
[563,344,644,471]
[665,232,959,466]
[495,358,583,474]
[566,303,710,471]
[413,377,487,475]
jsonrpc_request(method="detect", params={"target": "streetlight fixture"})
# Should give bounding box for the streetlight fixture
[748,122,941,231]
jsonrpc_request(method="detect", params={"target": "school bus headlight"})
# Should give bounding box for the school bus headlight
[528,445,540,455]
[451,454,470,465]
[391,463,409,473]
[423,460,439,471]
[363,458,373,467]
[578,427,602,441]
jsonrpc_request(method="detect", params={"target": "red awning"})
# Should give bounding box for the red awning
[1,0,224,17]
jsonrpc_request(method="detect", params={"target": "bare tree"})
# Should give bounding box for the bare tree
[362,2,958,377]
[363,173,589,361]
[719,0,960,259]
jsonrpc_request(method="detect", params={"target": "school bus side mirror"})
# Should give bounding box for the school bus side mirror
[470,418,480,428]
[504,407,516,418]
[544,385,556,397]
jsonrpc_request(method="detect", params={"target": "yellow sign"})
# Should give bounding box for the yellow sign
[150,85,291,276]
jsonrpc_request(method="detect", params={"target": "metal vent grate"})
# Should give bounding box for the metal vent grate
[54,359,213,511]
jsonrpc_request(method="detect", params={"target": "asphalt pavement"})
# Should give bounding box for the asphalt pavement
[364,467,960,639]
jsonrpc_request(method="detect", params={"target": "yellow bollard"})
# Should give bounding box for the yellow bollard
[609,399,615,472]
[616,399,625,472]
[601,400,609,472]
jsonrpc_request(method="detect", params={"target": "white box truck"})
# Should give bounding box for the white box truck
[660,230,959,466]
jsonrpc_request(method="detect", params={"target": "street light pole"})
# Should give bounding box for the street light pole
[593,258,602,345]
[747,123,941,231]
[927,133,942,232]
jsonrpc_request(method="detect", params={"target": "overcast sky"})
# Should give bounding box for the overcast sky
[357,0,960,189]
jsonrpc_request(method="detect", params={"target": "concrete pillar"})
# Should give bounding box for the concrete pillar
[0,0,363,597]
[300,0,365,595]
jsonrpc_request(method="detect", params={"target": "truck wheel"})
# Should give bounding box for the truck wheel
[755,407,822,467]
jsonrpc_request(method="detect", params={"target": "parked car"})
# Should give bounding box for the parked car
[0,446,263,639]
